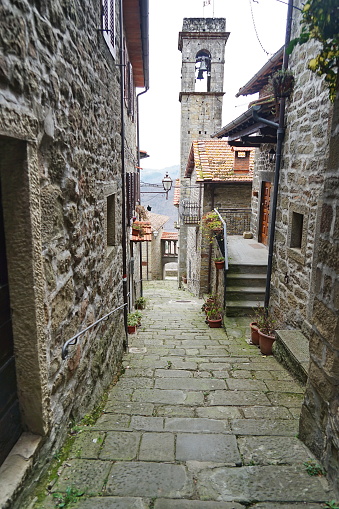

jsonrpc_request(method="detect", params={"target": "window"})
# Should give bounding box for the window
[102,0,116,59]
[107,194,116,247]
[126,172,138,221]
[287,205,308,264]
[290,212,303,249]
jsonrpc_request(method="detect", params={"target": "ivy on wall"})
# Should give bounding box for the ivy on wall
[288,0,338,101]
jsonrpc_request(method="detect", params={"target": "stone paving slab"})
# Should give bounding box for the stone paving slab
[69,431,106,459]
[106,462,194,498]
[99,431,140,460]
[230,418,299,436]
[241,405,293,420]
[208,390,271,406]
[155,378,226,391]
[195,406,242,420]
[154,499,244,508]
[130,416,165,431]
[132,389,204,405]
[164,417,230,433]
[104,401,154,415]
[139,433,175,462]
[176,433,241,464]
[75,497,150,508]
[154,405,196,418]
[196,465,333,502]
[52,459,112,494]
[238,436,315,465]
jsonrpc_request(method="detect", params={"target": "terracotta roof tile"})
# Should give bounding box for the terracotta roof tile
[146,212,169,231]
[161,232,178,240]
[185,140,255,182]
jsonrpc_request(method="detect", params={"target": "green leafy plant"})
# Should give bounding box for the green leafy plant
[135,296,147,309]
[131,223,145,236]
[207,305,222,320]
[202,211,223,235]
[287,0,338,102]
[133,310,142,325]
[324,501,339,509]
[127,312,139,326]
[254,305,277,336]
[53,486,84,507]
[270,69,295,98]
[304,459,325,476]
[213,256,225,262]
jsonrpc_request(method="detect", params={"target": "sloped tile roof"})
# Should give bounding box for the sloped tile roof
[185,140,255,182]
[161,232,178,240]
[146,212,169,231]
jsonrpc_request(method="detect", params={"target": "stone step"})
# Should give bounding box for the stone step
[226,286,266,301]
[226,299,264,317]
[228,264,267,275]
[226,273,267,287]
[272,330,310,385]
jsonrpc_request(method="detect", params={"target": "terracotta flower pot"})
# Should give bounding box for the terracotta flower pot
[127,325,137,334]
[258,330,275,355]
[207,317,222,328]
[214,260,225,269]
[250,322,259,345]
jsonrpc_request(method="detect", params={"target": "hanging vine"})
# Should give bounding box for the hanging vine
[288,0,339,101]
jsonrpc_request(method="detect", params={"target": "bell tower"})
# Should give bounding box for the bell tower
[178,18,229,283]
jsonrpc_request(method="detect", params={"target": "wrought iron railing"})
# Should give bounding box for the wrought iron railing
[61,302,127,360]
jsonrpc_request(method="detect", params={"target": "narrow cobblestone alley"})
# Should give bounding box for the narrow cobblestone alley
[31,281,334,509]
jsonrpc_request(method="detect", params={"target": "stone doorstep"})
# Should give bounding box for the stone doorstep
[0,432,42,509]
[272,330,310,386]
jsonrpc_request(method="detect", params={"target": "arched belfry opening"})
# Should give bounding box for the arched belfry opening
[195,50,211,92]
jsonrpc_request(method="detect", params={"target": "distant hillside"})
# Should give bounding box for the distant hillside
[140,165,179,231]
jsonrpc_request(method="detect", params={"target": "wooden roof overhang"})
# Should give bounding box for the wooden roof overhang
[236,47,283,97]
[123,0,149,88]
[212,102,278,147]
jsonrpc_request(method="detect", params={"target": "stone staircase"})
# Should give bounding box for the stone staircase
[225,263,267,316]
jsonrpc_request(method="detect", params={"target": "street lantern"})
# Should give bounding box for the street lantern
[162,172,173,198]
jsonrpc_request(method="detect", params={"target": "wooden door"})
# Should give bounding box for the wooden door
[0,179,22,466]
[259,181,271,246]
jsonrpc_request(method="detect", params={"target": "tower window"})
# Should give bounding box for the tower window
[195,50,211,92]
[290,212,303,249]
[107,194,116,247]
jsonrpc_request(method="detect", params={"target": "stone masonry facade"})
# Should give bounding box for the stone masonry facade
[269,4,332,332]
[0,0,142,497]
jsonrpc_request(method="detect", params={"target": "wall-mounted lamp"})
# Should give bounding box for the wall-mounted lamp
[269,149,276,164]
[140,172,173,200]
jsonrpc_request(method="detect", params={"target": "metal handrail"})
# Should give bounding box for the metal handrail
[61,302,127,360]
[214,208,228,270]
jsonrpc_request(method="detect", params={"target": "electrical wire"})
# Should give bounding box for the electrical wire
[249,0,273,56]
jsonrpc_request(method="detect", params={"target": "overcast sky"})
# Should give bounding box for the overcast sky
[138,0,288,171]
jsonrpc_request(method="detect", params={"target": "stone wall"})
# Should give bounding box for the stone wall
[299,81,339,497]
[0,0,138,481]
[269,1,332,331]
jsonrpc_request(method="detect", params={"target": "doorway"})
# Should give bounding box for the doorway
[0,177,22,466]
[259,181,271,246]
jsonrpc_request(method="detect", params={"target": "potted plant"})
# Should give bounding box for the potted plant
[135,296,147,310]
[249,321,260,346]
[182,273,187,284]
[207,305,223,328]
[255,306,276,355]
[132,223,144,237]
[214,256,225,269]
[133,310,142,326]
[127,312,139,334]
[270,69,295,99]
[202,211,223,240]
